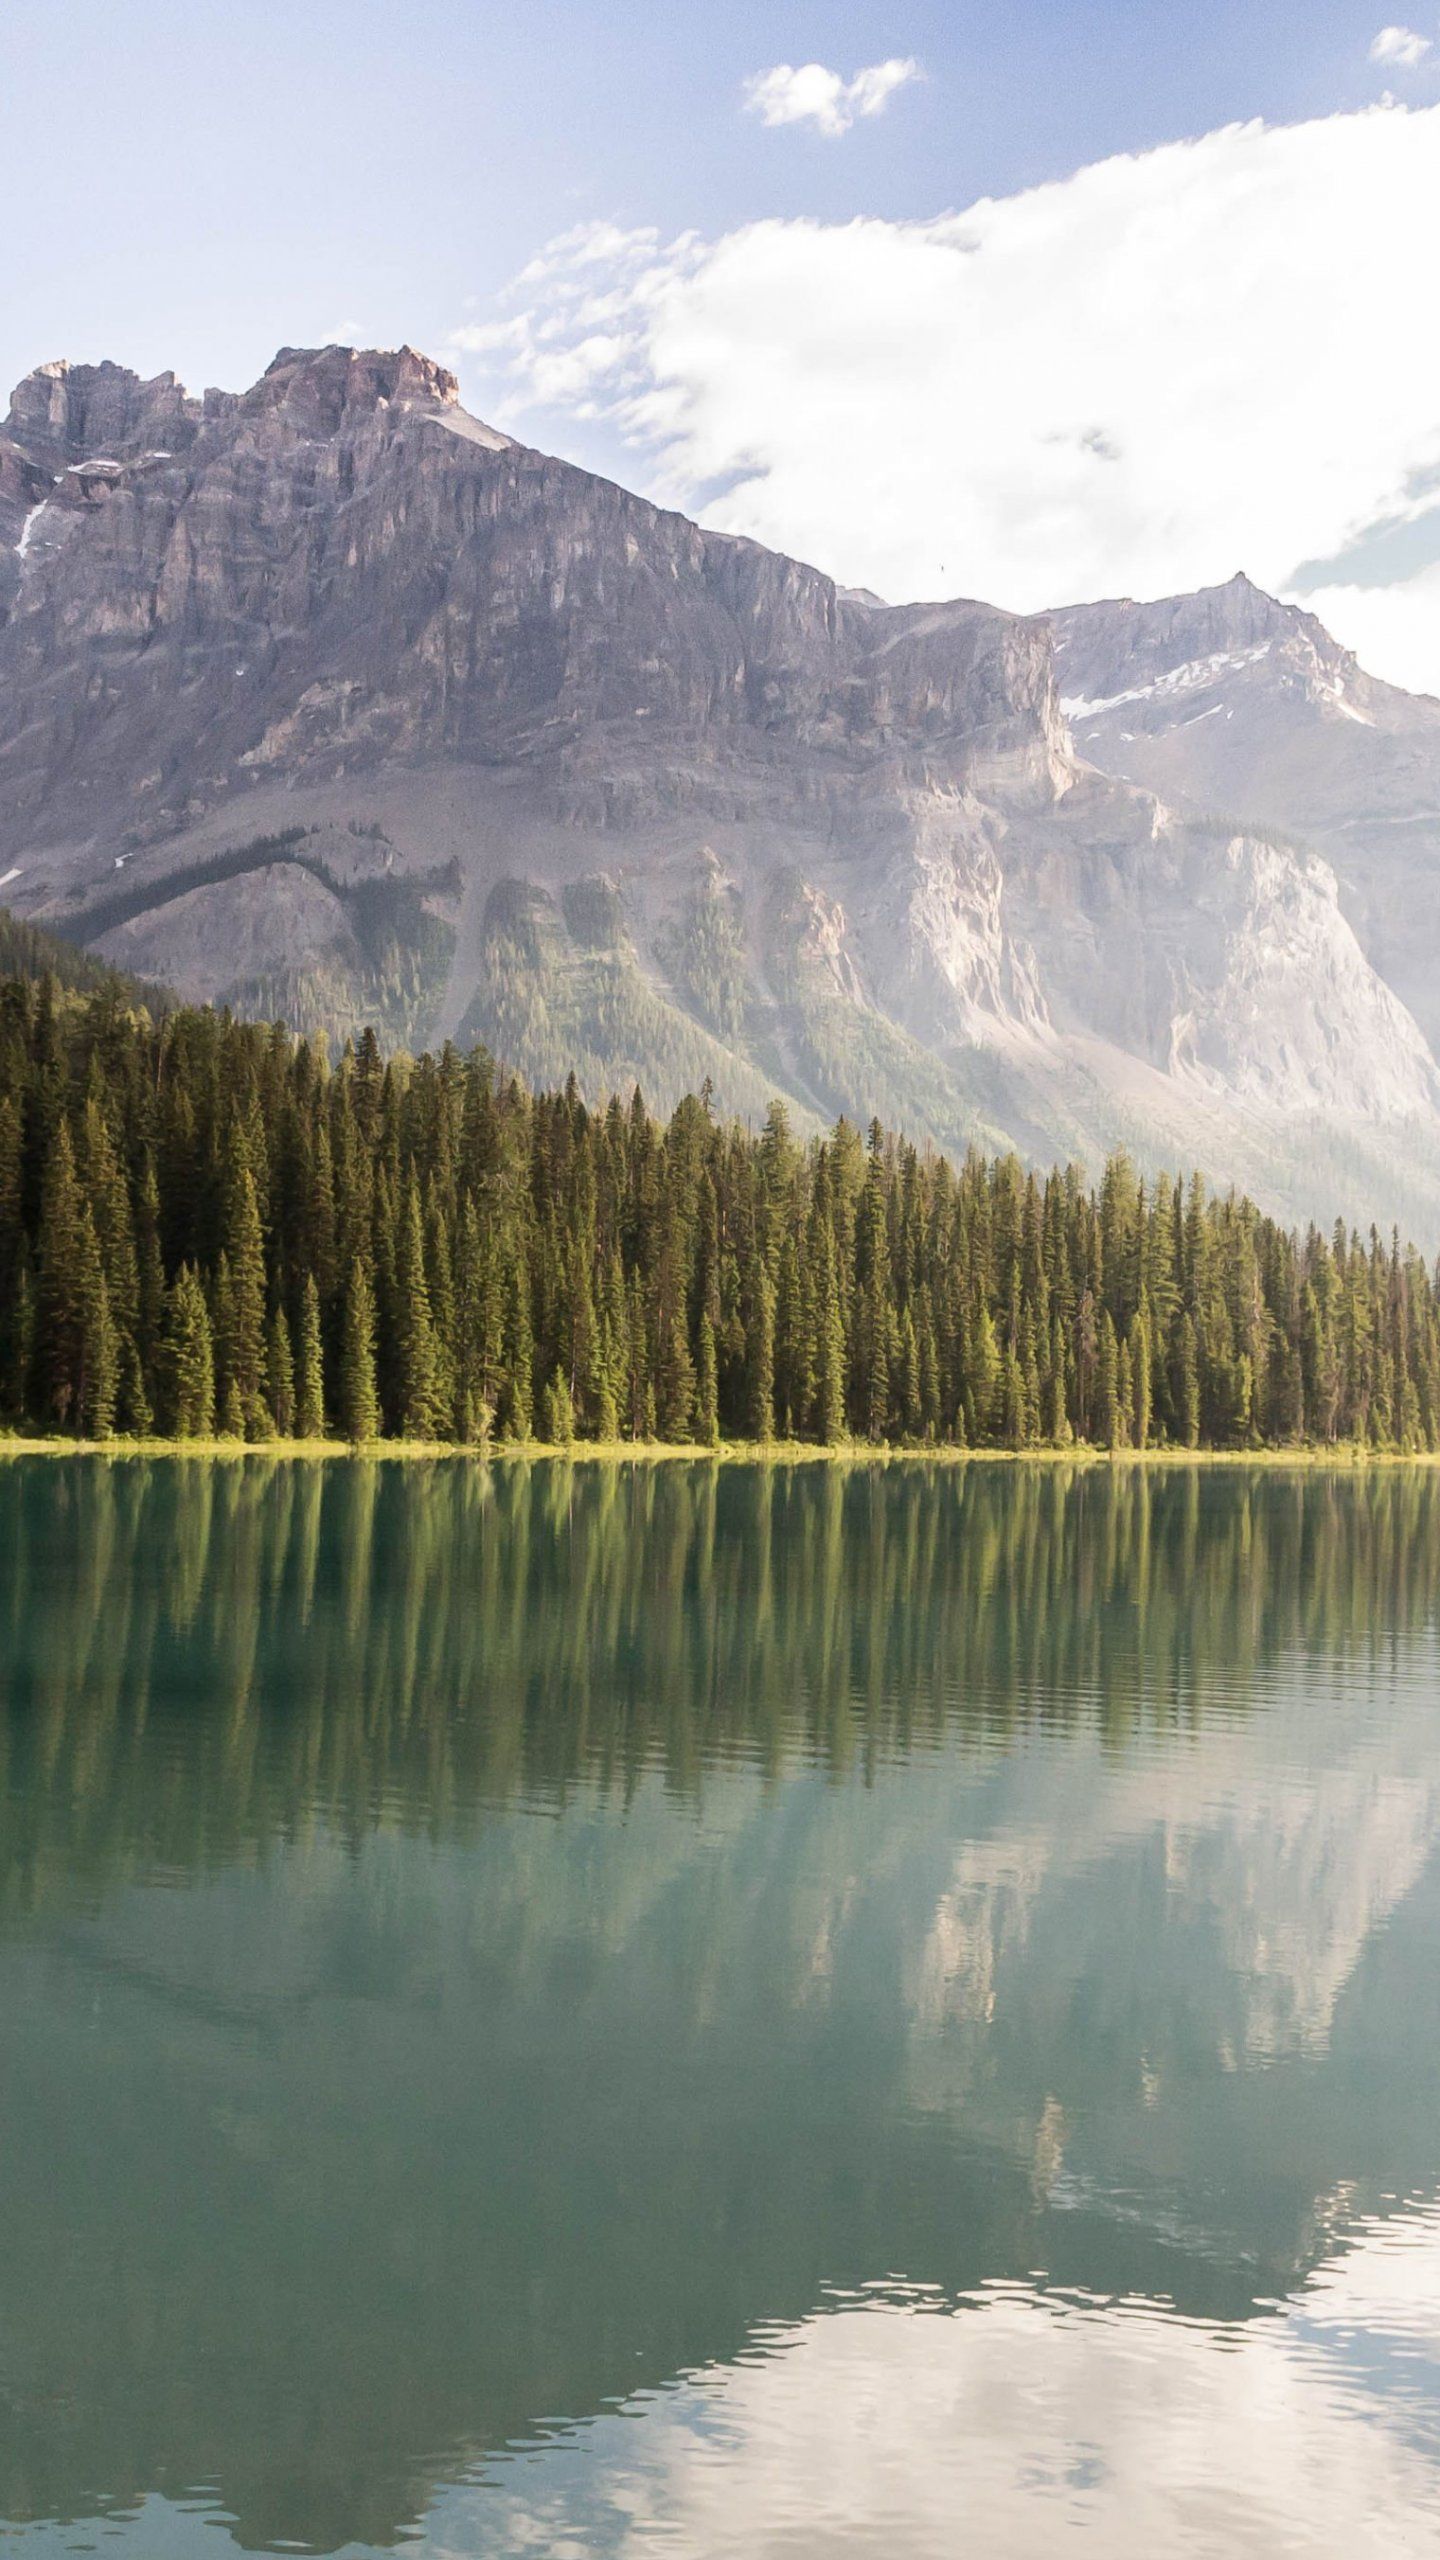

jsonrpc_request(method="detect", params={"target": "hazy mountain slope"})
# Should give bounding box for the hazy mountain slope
[3,344,1440,1234]
[1051,574,1440,1054]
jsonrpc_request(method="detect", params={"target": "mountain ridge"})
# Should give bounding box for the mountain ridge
[1050,572,1440,1064]
[3,342,1439,1235]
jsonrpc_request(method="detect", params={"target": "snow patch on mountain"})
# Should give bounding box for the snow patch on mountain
[1062,644,1276,725]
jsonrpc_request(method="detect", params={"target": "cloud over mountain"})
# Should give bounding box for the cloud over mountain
[453,103,1440,694]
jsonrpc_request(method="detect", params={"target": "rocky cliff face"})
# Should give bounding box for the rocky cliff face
[3,356,205,470]
[1051,574,1440,1055]
[3,344,1439,1236]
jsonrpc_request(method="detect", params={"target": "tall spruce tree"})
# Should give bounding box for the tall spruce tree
[267,1303,296,1438]
[338,1263,380,1444]
[395,1180,440,1438]
[221,1131,268,1437]
[75,1207,118,1439]
[748,1261,775,1442]
[165,1267,216,1438]
[34,1120,84,1428]
[696,1310,720,1447]
[295,1273,326,1439]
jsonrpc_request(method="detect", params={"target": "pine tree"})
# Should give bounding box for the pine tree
[210,1255,236,1421]
[748,1260,775,1441]
[815,1225,847,1445]
[34,1120,84,1428]
[1129,1308,1152,1450]
[0,1093,25,1407]
[500,1254,533,1441]
[395,1180,440,1438]
[81,1093,139,1354]
[999,1344,1025,1447]
[1117,1337,1135,1449]
[118,1331,152,1436]
[917,1297,941,1444]
[426,1192,459,1433]
[222,1131,268,1436]
[595,1250,627,1440]
[898,1310,922,1441]
[590,1325,620,1443]
[541,1366,575,1446]
[1176,1312,1201,1449]
[75,1210,118,1440]
[657,1306,695,1441]
[338,1262,380,1444]
[1044,1331,1070,1444]
[165,1267,216,1438]
[968,1304,1000,1443]
[1096,1311,1122,1450]
[267,1302,296,1438]
[295,1274,326,1439]
[3,1252,35,1424]
[852,1124,893,1442]
[696,1309,720,1446]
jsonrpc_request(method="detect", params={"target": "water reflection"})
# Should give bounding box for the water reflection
[456,2204,1440,2560]
[1,1460,1439,2554]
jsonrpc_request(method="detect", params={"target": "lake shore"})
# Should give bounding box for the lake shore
[2,1434,1438,1468]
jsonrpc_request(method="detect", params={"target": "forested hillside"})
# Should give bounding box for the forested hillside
[0,906,155,1003]
[1,971,1437,1451]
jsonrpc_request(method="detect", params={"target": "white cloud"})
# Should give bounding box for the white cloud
[1370,24,1433,66]
[743,58,921,138]
[1304,562,1440,697]
[453,105,1440,694]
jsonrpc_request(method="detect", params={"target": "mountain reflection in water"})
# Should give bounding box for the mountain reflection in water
[1,1457,1439,2557]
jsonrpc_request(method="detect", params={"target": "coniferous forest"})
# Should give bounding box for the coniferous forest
[4,970,1440,1452]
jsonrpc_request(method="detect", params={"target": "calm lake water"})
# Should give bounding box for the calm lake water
[2,1457,1439,2558]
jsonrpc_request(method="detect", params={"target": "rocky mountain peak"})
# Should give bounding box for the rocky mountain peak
[3,342,465,477]
[243,343,461,434]
[3,357,200,468]
[1049,572,1349,715]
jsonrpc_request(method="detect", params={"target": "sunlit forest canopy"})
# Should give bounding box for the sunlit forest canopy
[2,972,1438,1449]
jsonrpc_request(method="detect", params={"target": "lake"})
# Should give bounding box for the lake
[1,1456,1439,2556]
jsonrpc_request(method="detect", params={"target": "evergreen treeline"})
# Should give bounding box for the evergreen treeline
[4,970,1440,1450]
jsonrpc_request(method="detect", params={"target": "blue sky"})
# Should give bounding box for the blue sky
[0,0,1412,401]
[4,1,1439,683]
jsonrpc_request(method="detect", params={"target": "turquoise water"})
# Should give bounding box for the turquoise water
[1,1458,1439,2556]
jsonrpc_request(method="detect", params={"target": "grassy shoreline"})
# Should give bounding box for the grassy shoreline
[2,1434,1438,1469]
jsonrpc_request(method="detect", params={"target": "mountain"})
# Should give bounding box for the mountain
[3,342,1439,1235]
[1051,575,1440,1055]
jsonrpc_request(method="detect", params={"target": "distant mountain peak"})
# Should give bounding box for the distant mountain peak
[1050,571,1357,715]
[3,341,474,471]
[248,342,463,425]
